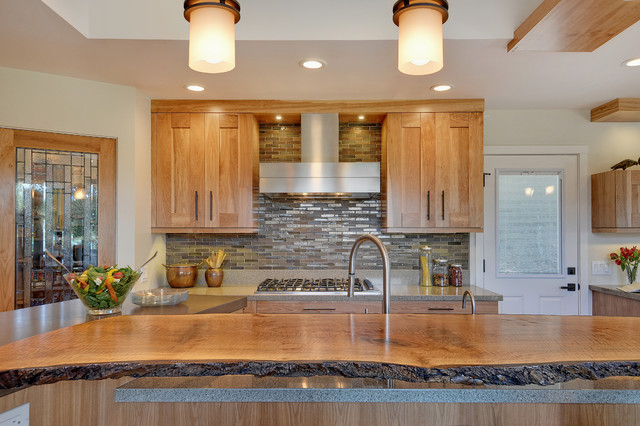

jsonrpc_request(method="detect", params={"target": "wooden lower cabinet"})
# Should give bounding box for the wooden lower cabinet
[245,300,498,314]
[592,290,640,317]
[248,300,381,314]
[392,300,498,314]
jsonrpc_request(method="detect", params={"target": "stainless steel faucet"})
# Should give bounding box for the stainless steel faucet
[462,290,476,314]
[348,234,391,314]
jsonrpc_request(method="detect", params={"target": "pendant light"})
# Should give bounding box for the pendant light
[393,0,449,75]
[183,0,241,73]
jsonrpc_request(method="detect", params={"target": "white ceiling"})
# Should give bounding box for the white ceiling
[1,0,639,109]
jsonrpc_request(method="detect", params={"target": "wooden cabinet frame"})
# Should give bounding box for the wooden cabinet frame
[0,128,116,312]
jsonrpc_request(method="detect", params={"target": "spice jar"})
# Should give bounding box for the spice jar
[432,258,449,287]
[449,264,463,287]
[419,246,432,287]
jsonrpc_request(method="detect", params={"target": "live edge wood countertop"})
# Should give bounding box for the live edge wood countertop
[1,314,640,390]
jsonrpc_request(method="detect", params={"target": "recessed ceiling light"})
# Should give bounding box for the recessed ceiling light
[358,115,365,120]
[275,115,282,120]
[299,59,326,70]
[623,58,640,67]
[185,85,205,92]
[431,84,452,92]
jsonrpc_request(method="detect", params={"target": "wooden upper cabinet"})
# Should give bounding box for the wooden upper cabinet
[384,112,483,233]
[592,170,640,233]
[152,113,258,233]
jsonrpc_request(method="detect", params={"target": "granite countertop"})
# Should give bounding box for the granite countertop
[116,375,640,404]
[188,284,502,302]
[590,285,640,302]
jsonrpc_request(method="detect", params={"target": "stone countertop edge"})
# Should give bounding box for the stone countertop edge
[114,386,640,404]
[3,359,640,391]
[589,285,640,302]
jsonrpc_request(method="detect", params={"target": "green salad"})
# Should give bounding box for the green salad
[67,265,140,309]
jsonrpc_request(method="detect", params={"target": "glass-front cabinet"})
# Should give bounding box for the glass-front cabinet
[15,148,99,308]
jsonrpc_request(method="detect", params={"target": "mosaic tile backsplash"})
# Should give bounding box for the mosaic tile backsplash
[166,196,469,271]
[166,122,470,273]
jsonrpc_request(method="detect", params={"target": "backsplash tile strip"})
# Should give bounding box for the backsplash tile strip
[167,122,470,275]
[167,196,469,272]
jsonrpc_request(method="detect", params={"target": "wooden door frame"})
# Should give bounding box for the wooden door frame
[472,145,589,315]
[0,128,116,312]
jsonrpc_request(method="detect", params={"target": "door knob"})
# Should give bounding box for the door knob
[560,283,578,291]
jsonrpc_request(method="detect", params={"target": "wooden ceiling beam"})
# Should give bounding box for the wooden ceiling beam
[508,0,640,52]
[591,98,640,123]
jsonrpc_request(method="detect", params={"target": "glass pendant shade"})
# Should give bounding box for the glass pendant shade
[185,1,240,73]
[397,7,444,75]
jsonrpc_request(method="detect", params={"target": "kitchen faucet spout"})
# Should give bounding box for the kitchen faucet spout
[348,234,391,314]
[462,290,476,314]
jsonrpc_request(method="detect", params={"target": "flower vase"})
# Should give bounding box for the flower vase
[626,267,638,285]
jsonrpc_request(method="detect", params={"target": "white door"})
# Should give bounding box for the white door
[483,155,580,315]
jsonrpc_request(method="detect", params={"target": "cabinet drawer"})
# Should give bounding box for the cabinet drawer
[392,301,498,314]
[255,300,382,314]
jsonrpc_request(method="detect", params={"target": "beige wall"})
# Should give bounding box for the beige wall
[485,109,640,289]
[0,66,164,289]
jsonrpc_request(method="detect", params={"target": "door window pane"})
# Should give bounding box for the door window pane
[15,148,99,308]
[496,172,562,276]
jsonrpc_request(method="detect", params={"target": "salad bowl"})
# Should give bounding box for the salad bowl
[64,266,141,315]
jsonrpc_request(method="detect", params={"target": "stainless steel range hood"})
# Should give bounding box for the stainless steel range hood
[259,114,380,198]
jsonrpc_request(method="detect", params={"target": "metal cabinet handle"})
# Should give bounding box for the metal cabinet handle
[428,307,455,311]
[195,191,198,221]
[441,190,445,220]
[427,191,431,220]
[303,308,336,311]
[209,191,213,221]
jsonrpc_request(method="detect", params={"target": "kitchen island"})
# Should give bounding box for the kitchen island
[1,313,640,425]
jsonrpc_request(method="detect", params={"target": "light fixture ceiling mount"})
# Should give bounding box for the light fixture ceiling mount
[393,0,449,76]
[184,0,241,73]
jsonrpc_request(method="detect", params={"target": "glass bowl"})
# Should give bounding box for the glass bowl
[63,268,141,315]
[131,288,189,306]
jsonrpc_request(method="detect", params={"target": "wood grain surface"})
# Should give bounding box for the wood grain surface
[150,99,485,114]
[508,0,640,52]
[2,314,640,373]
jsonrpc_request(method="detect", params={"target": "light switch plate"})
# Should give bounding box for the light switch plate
[592,261,611,276]
[0,403,29,425]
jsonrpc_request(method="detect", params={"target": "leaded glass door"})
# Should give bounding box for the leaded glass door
[15,148,99,308]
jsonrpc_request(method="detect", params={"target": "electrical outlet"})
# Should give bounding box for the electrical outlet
[0,403,29,425]
[592,261,611,276]
[140,266,149,282]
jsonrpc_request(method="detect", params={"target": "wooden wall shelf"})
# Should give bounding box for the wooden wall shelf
[508,0,640,52]
[591,98,640,123]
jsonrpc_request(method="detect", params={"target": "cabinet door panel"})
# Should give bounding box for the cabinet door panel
[155,113,204,227]
[435,114,451,227]
[219,127,240,227]
[420,113,436,227]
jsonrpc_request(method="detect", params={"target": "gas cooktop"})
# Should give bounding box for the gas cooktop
[255,278,380,295]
